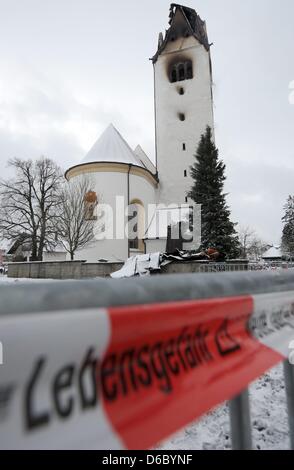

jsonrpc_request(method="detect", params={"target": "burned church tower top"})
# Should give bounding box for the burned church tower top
[152,3,210,63]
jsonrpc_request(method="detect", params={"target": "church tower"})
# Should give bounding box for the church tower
[153,4,214,205]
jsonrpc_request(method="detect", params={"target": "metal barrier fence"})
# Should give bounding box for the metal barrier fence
[1,270,294,449]
[198,262,294,273]
[198,263,249,273]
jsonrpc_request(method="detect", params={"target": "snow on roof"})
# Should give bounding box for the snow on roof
[134,145,157,175]
[262,246,282,259]
[145,205,190,239]
[44,243,66,253]
[82,124,144,167]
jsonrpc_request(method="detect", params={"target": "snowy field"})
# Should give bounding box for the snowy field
[0,275,59,283]
[160,365,289,450]
[0,275,290,450]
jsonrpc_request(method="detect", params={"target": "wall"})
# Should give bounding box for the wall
[8,261,124,279]
[67,165,157,263]
[8,260,249,279]
[74,170,128,263]
[129,172,157,253]
[144,239,166,254]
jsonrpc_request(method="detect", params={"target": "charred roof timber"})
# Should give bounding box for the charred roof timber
[152,4,210,63]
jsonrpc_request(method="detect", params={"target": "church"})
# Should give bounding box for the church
[65,4,214,262]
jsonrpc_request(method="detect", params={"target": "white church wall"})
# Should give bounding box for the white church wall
[71,167,157,262]
[129,172,157,239]
[74,170,129,262]
[144,238,166,254]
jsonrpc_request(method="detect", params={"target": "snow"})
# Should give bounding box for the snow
[0,275,58,283]
[262,246,282,259]
[158,364,289,450]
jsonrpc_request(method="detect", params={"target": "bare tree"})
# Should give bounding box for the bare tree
[247,236,268,262]
[238,226,256,259]
[56,176,98,260]
[238,225,267,261]
[0,157,63,260]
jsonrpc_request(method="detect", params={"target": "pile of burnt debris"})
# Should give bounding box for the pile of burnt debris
[111,249,246,279]
[162,247,225,265]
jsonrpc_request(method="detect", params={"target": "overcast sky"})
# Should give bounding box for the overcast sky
[0,0,294,244]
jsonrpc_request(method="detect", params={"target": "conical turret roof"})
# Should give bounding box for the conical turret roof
[82,124,143,167]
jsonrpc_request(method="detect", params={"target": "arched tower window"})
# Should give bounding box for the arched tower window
[128,200,145,252]
[169,60,193,83]
[178,63,185,81]
[171,67,177,83]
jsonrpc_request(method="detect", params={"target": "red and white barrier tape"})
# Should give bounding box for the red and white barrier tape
[0,291,294,449]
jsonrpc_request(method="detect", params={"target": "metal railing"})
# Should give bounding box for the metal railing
[1,270,294,449]
[198,262,294,273]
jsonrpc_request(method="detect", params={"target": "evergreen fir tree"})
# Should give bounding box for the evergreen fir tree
[281,195,294,256]
[188,126,240,259]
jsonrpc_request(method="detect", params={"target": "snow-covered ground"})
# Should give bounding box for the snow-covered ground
[0,275,290,450]
[159,365,289,450]
[0,275,59,283]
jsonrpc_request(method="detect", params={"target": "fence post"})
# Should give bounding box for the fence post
[229,389,252,450]
[283,360,294,450]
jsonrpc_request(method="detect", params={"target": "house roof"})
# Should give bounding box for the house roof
[262,246,282,259]
[82,124,144,167]
[7,237,66,255]
[152,4,210,63]
[7,234,31,255]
